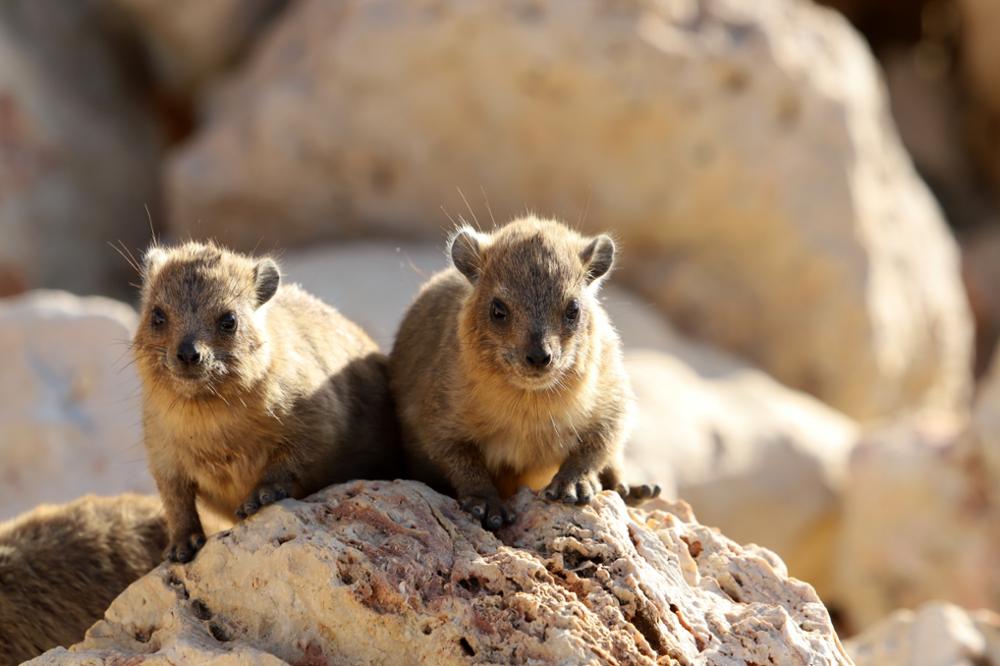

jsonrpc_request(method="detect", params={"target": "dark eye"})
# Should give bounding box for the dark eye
[490,298,508,322]
[151,307,166,329]
[218,312,237,334]
[565,299,580,323]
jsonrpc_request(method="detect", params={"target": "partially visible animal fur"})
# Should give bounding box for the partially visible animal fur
[0,494,166,665]
[390,216,659,531]
[133,241,401,563]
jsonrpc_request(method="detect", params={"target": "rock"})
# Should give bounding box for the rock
[282,240,858,602]
[167,0,972,420]
[30,481,851,665]
[0,494,166,666]
[625,349,857,604]
[0,291,154,521]
[108,0,288,102]
[834,414,1000,631]
[847,602,1000,666]
[962,226,1000,377]
[0,0,162,297]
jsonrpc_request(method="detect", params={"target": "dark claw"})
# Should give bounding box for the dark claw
[504,508,517,525]
[576,482,592,505]
[485,513,503,531]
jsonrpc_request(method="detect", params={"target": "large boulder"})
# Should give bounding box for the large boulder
[0,291,154,521]
[833,414,1000,630]
[31,481,851,665]
[0,0,162,297]
[167,0,972,420]
[847,602,1000,666]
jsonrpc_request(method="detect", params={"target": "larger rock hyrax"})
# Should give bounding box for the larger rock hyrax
[0,494,166,665]
[390,216,658,531]
[133,241,400,562]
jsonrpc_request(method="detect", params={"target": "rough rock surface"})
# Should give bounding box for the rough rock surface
[32,481,851,665]
[284,240,858,600]
[167,0,972,420]
[0,291,154,521]
[0,0,162,296]
[847,602,1000,666]
[834,414,1000,630]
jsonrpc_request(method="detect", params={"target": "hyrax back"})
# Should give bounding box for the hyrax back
[390,216,658,531]
[0,494,166,665]
[134,241,400,562]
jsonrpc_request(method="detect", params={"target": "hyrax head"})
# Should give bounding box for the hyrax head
[451,216,615,391]
[133,241,281,399]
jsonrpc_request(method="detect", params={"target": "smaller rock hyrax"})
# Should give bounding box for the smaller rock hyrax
[0,494,166,665]
[134,241,400,562]
[390,216,659,530]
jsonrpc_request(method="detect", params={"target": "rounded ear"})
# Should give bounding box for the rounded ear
[580,235,615,285]
[449,226,484,284]
[254,258,281,306]
[142,246,168,279]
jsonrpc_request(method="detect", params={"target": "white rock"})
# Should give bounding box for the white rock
[30,481,852,665]
[0,291,154,520]
[848,602,1000,666]
[167,0,972,420]
[834,414,1000,630]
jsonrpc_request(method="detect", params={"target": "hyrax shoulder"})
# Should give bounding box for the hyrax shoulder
[390,216,658,531]
[0,494,166,663]
[134,241,400,562]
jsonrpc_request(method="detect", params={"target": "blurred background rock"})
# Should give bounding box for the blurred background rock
[1,0,998,652]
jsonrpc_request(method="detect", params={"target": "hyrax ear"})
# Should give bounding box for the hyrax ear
[142,246,168,279]
[254,258,281,307]
[580,235,615,285]
[449,226,485,284]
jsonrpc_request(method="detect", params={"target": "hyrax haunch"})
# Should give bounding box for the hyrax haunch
[133,241,400,562]
[390,216,659,531]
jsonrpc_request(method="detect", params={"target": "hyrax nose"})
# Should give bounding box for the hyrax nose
[525,346,552,368]
[177,339,202,366]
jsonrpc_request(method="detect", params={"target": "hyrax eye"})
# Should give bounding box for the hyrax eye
[218,312,238,333]
[490,298,508,322]
[565,299,580,323]
[151,307,167,329]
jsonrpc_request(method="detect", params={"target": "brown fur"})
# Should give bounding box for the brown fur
[133,241,400,562]
[0,494,166,665]
[390,216,657,531]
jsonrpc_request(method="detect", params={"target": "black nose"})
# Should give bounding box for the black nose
[177,340,201,366]
[525,347,552,368]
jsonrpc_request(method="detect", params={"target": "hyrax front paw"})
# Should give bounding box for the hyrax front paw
[235,483,290,520]
[165,530,206,563]
[460,495,516,532]
[616,482,662,507]
[544,471,601,505]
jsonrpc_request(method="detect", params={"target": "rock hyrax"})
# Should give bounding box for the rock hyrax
[0,494,166,665]
[390,216,658,530]
[134,241,400,562]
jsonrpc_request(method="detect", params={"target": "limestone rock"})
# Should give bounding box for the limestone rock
[0,494,166,665]
[0,291,154,521]
[31,481,851,665]
[108,0,288,101]
[0,0,162,296]
[626,349,857,603]
[834,414,1000,630]
[167,0,972,420]
[283,241,858,603]
[848,602,1000,666]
